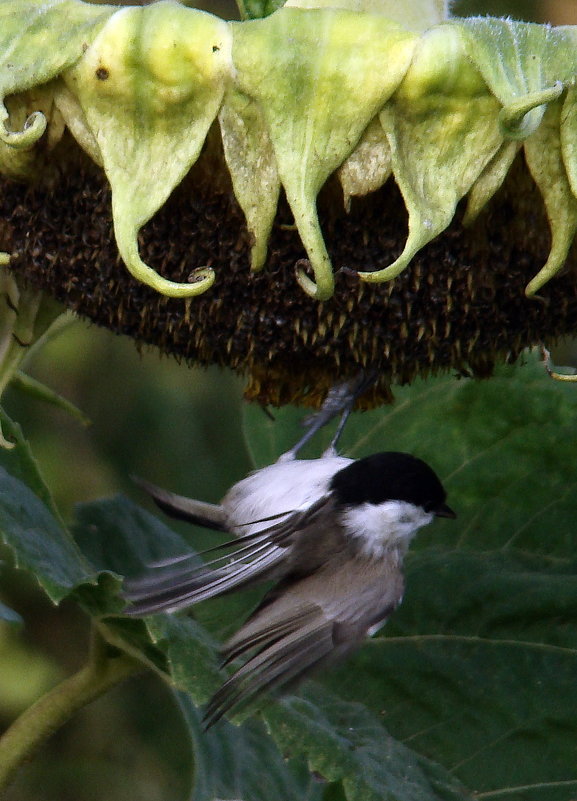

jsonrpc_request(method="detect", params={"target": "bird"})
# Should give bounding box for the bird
[123,449,455,727]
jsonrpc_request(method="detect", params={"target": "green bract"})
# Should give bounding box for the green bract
[229,8,417,299]
[358,25,502,286]
[2,0,577,299]
[63,1,232,298]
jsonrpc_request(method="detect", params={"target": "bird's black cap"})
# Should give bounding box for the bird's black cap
[330,452,455,518]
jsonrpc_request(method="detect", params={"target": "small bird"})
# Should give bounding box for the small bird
[124,451,455,726]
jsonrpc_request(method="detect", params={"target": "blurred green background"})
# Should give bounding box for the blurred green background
[1,325,251,800]
[2,1,577,799]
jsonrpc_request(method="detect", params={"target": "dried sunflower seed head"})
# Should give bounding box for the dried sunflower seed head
[2,0,577,405]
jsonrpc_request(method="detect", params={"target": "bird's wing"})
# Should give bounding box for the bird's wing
[122,496,331,615]
[203,557,402,727]
[203,603,341,728]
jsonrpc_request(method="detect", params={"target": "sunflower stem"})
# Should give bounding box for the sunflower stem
[0,626,140,792]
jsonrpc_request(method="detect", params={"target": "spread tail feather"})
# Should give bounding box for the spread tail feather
[132,476,227,531]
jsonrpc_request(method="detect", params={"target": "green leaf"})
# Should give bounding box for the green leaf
[323,547,577,796]
[0,411,123,611]
[265,689,470,801]
[242,403,320,467]
[341,353,577,558]
[73,495,193,579]
[0,599,22,625]
[244,350,577,798]
[11,371,91,426]
[0,408,95,602]
[0,467,93,603]
[176,691,323,801]
[72,495,222,684]
[0,407,59,515]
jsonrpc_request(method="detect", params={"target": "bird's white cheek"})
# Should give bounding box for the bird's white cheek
[340,501,434,559]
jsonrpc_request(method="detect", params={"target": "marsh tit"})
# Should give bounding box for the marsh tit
[124,450,455,727]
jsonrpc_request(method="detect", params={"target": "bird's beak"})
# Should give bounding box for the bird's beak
[434,503,456,519]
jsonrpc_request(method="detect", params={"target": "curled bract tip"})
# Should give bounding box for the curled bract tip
[525,275,552,299]
[0,110,46,148]
[499,83,564,140]
[118,235,216,299]
[542,345,577,382]
[355,261,407,286]
[131,262,215,299]
[0,430,15,450]
[114,213,217,298]
[525,251,569,299]
[188,267,216,289]
[295,261,335,301]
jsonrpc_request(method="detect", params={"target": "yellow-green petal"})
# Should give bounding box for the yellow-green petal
[524,100,577,297]
[338,117,391,212]
[219,89,280,273]
[463,140,520,226]
[64,1,232,298]
[53,83,102,167]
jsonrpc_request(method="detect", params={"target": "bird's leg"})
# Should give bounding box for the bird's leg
[279,369,378,461]
[322,369,379,456]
